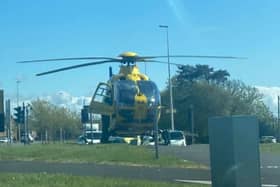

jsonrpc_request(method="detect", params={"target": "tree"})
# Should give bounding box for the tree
[159,64,275,142]
[176,64,230,85]
[29,100,81,141]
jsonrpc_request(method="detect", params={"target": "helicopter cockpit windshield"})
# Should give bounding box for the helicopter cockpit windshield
[137,80,160,107]
[114,80,160,107]
[115,80,138,106]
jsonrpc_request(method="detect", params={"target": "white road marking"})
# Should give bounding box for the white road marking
[174,179,279,187]
[174,179,211,184]
[261,165,280,169]
[264,165,279,169]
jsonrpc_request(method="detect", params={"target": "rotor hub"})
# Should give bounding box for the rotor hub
[119,52,138,65]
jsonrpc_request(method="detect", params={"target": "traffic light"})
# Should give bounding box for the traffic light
[20,106,25,124]
[14,106,25,124]
[81,105,89,123]
[14,106,21,124]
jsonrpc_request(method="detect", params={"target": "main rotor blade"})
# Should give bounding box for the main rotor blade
[141,60,182,66]
[17,57,118,63]
[36,60,119,76]
[139,55,247,60]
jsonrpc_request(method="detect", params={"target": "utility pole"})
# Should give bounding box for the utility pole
[189,104,195,145]
[90,112,93,144]
[154,106,160,159]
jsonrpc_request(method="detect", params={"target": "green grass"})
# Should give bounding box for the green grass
[0,173,209,187]
[0,144,205,168]
[260,143,280,153]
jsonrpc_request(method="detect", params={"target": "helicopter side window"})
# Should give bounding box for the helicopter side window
[115,80,137,106]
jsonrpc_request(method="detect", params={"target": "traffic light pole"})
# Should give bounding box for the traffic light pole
[23,103,27,145]
[5,100,11,143]
[154,106,160,159]
[26,104,30,144]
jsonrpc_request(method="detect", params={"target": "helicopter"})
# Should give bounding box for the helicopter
[18,51,244,143]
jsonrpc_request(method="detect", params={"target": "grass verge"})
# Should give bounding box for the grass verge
[260,143,280,153]
[0,144,205,168]
[0,173,209,187]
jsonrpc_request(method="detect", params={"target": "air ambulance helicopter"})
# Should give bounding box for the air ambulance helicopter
[18,51,243,143]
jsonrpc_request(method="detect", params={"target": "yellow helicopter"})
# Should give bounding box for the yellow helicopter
[18,51,243,142]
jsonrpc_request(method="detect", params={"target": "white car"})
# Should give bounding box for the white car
[0,137,9,143]
[167,130,186,146]
[260,136,277,143]
[79,131,102,144]
[142,135,155,146]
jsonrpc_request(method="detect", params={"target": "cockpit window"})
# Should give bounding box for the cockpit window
[115,80,137,106]
[137,81,161,106]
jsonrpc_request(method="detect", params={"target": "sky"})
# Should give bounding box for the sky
[1,0,280,112]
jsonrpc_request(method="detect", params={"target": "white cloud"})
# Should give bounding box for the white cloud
[256,86,280,115]
[38,91,91,111]
[7,91,91,112]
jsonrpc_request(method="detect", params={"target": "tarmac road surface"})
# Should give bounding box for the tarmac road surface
[0,160,209,182]
[159,144,280,186]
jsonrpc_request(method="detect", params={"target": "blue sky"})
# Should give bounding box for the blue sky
[1,0,280,102]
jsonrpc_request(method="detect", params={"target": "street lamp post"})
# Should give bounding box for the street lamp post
[26,104,32,144]
[16,80,21,106]
[16,79,21,142]
[159,25,175,130]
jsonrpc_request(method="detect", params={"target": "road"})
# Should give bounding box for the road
[159,144,280,186]
[0,160,209,182]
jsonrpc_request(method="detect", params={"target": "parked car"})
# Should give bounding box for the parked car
[0,137,9,143]
[108,136,126,144]
[162,130,186,146]
[77,131,102,144]
[260,136,277,143]
[141,135,155,146]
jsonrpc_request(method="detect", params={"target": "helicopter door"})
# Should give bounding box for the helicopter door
[90,82,113,115]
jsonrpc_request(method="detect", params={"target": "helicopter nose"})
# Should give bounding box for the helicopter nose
[134,93,147,104]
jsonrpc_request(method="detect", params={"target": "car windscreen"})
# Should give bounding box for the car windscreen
[169,132,184,140]
[85,132,102,139]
